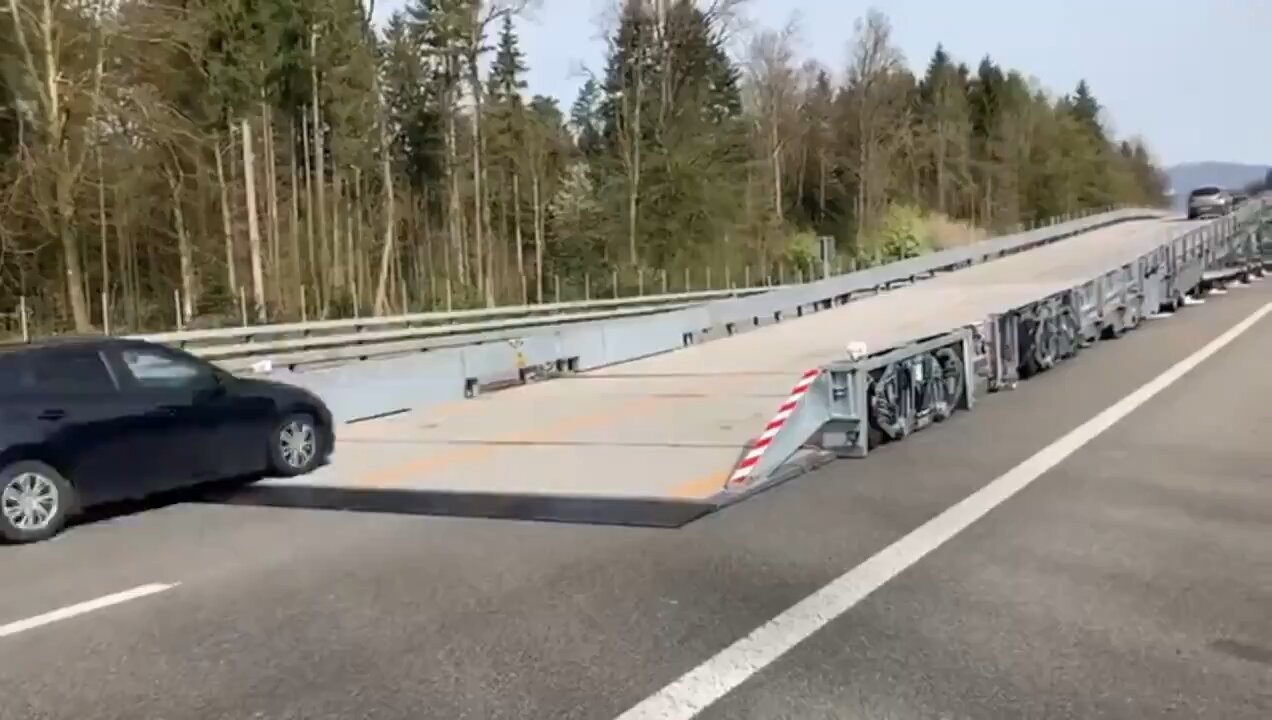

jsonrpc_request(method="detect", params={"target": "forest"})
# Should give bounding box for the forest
[0,0,1169,337]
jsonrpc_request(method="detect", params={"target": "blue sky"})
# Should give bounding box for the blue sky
[372,0,1271,167]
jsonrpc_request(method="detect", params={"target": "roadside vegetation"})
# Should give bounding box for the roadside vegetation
[0,0,1168,337]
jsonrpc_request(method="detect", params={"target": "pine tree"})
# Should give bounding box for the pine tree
[569,78,603,158]
[1069,79,1104,140]
[488,14,527,107]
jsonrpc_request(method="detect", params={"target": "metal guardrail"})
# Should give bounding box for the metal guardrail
[136,287,774,347]
[179,205,1146,370]
[206,302,701,370]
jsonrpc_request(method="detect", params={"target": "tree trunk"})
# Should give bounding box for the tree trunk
[331,170,344,291]
[512,171,525,303]
[214,135,237,295]
[373,151,396,314]
[311,30,327,295]
[288,118,303,308]
[301,113,318,305]
[445,73,465,285]
[240,117,266,322]
[351,167,362,301]
[627,58,643,268]
[470,107,487,306]
[817,149,827,224]
[532,172,543,304]
[96,145,109,329]
[165,168,195,322]
[262,101,281,307]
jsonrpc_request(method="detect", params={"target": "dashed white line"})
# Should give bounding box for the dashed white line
[0,583,179,639]
[615,300,1272,720]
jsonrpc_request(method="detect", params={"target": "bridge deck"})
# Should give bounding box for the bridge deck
[233,217,1198,525]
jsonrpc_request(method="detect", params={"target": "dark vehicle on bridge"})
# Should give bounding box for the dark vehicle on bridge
[0,337,333,544]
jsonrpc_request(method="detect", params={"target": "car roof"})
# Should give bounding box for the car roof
[0,335,150,356]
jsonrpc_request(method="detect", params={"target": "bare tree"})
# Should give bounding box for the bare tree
[843,8,909,255]
[742,17,801,258]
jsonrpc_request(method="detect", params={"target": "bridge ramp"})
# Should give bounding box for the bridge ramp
[231,217,1198,525]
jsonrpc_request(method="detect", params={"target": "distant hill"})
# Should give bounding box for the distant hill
[1164,162,1270,202]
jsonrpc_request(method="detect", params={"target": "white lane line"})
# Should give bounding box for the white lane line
[616,300,1272,720]
[0,583,179,639]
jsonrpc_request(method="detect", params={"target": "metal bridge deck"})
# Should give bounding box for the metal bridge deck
[230,216,1201,525]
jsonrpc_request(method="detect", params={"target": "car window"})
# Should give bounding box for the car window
[28,349,118,394]
[1190,186,1221,197]
[119,347,214,390]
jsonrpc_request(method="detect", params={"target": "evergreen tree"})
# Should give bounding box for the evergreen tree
[569,78,603,158]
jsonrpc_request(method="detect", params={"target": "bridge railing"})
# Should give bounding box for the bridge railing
[164,205,1147,370]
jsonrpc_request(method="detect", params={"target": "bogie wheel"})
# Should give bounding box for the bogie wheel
[268,412,324,477]
[0,460,76,544]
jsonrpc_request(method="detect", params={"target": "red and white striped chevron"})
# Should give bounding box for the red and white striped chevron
[727,367,822,488]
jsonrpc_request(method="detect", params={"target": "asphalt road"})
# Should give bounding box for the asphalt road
[2,280,1271,719]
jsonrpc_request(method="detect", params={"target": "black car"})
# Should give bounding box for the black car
[0,337,334,543]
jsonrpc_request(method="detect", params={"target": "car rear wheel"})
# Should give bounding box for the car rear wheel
[268,413,322,477]
[0,460,76,544]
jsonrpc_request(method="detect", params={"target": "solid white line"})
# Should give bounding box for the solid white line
[0,583,179,639]
[615,300,1272,720]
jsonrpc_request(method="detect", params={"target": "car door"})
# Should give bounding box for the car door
[109,344,274,487]
[14,347,174,506]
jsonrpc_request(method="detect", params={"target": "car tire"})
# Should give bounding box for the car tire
[268,412,323,477]
[0,460,76,544]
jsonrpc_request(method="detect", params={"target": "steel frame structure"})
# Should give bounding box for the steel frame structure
[729,201,1271,488]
